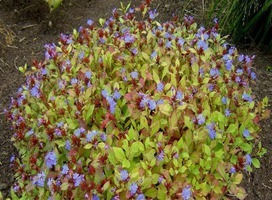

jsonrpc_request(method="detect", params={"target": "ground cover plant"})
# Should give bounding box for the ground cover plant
[4,1,270,199]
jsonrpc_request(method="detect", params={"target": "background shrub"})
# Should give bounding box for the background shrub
[6,2,269,200]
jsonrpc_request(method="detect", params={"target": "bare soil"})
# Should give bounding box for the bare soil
[0,0,271,199]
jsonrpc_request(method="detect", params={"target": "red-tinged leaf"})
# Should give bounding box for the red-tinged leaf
[253,115,260,124]
[124,92,133,101]
[78,117,87,130]
[69,148,78,157]
[146,71,152,80]
[139,77,145,87]
[89,164,96,175]
[101,118,110,129]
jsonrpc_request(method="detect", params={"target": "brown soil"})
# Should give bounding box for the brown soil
[0,0,271,199]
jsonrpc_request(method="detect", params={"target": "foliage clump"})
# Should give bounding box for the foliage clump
[6,1,269,199]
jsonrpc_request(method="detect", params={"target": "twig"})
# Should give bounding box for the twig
[262,183,272,190]
[14,56,19,69]
[0,58,10,68]
[21,24,37,30]
[0,66,4,73]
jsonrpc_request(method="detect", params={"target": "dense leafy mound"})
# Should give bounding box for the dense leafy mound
[6,2,268,200]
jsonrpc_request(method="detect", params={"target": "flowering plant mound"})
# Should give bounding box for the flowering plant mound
[6,2,269,200]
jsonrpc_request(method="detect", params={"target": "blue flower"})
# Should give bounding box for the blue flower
[87,19,94,26]
[158,176,164,184]
[124,33,135,43]
[85,71,92,79]
[129,183,138,195]
[74,128,82,137]
[140,96,149,109]
[157,82,164,92]
[197,114,205,125]
[238,54,244,62]
[113,90,121,100]
[230,167,236,174]
[206,123,216,140]
[109,99,117,113]
[245,154,252,166]
[65,140,71,150]
[222,96,228,105]
[148,99,157,110]
[101,89,109,98]
[151,51,157,59]
[157,151,165,161]
[166,41,172,49]
[236,69,243,75]
[178,38,185,46]
[210,68,219,78]
[176,91,183,101]
[242,93,252,102]
[47,178,54,189]
[32,171,46,187]
[130,71,139,79]
[131,48,138,55]
[87,130,98,142]
[73,173,84,187]
[148,10,157,20]
[243,129,250,138]
[197,40,208,50]
[222,54,229,61]
[157,99,164,105]
[61,164,69,175]
[41,68,48,75]
[71,78,78,85]
[92,194,100,200]
[235,76,241,83]
[225,109,231,117]
[225,60,232,71]
[120,170,129,181]
[136,194,146,200]
[30,86,40,98]
[45,151,57,169]
[208,84,214,91]
[250,72,256,80]
[10,154,15,163]
[58,80,65,90]
[181,186,191,200]
[100,133,107,141]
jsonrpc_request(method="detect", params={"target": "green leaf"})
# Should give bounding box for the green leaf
[157,185,167,200]
[140,115,149,130]
[128,127,138,141]
[159,103,172,116]
[145,188,157,198]
[144,149,155,161]
[122,159,131,168]
[84,104,95,122]
[203,144,211,156]
[150,120,160,136]
[240,143,251,152]
[113,147,126,163]
[233,173,243,184]
[60,182,69,191]
[129,142,142,158]
[235,187,247,200]
[226,124,237,134]
[184,116,193,130]
[84,143,93,149]
[66,118,78,129]
[252,158,260,168]
[153,70,160,83]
